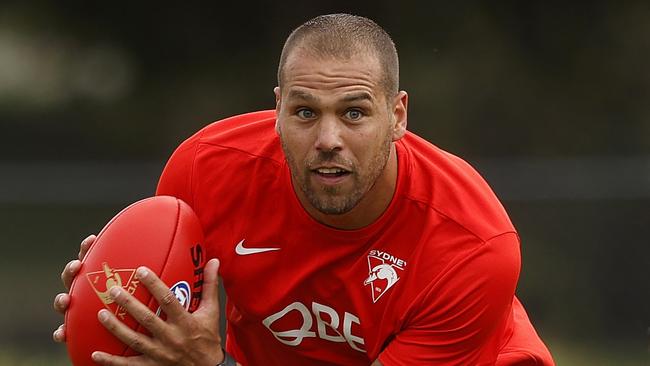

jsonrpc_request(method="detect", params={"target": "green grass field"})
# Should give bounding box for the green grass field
[0,339,646,365]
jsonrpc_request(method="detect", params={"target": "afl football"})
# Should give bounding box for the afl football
[65,196,205,366]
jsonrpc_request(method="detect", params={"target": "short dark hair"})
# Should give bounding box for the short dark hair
[277,14,399,98]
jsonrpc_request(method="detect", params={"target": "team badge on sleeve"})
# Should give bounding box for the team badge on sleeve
[364,250,406,303]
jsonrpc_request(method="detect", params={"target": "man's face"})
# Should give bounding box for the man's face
[275,50,406,215]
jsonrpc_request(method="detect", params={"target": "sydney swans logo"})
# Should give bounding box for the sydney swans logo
[86,262,139,320]
[364,250,406,303]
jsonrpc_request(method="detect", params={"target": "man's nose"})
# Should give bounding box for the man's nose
[314,115,343,152]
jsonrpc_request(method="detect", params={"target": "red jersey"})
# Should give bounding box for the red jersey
[156,110,554,365]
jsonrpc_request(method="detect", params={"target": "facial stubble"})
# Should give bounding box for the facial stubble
[281,126,393,216]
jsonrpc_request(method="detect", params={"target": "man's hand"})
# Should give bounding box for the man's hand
[53,234,96,342]
[90,258,224,366]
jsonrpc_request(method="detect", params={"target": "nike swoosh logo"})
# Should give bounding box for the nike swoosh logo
[235,239,281,255]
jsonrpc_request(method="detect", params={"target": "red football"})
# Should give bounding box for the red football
[65,196,205,366]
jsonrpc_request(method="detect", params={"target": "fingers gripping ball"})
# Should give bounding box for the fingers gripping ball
[65,196,206,366]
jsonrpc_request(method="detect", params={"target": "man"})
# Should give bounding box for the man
[53,14,554,365]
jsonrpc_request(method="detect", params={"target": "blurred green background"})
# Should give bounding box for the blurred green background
[0,1,648,365]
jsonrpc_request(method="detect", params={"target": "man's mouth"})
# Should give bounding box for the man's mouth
[313,167,350,177]
[311,167,351,184]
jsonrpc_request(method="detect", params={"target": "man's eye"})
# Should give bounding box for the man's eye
[297,109,315,119]
[345,109,363,121]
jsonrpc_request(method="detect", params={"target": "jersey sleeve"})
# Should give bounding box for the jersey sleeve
[155,130,203,207]
[378,232,521,366]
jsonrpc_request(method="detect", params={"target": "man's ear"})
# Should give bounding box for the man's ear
[391,91,408,141]
[274,86,281,107]
[274,87,281,135]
